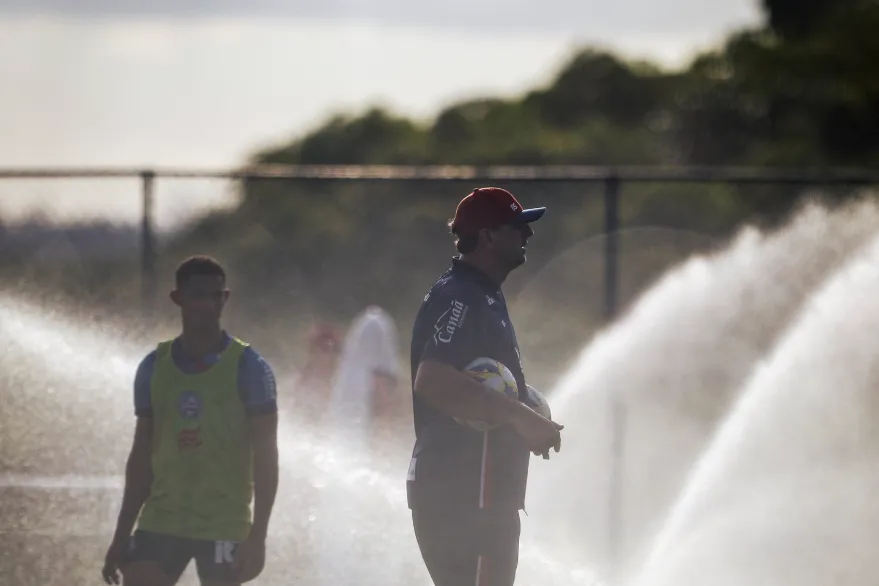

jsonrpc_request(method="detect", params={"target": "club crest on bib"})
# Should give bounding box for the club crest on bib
[178,391,202,420]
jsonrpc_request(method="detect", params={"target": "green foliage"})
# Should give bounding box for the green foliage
[8,4,879,380]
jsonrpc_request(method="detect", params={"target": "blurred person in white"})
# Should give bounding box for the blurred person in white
[324,305,404,449]
[310,305,413,586]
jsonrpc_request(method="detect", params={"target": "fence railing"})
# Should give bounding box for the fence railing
[3,163,878,320]
[2,163,878,577]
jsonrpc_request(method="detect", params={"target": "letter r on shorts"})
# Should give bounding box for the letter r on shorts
[214,540,236,564]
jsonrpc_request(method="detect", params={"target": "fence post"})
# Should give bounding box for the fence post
[604,174,623,582]
[604,175,619,319]
[140,170,156,314]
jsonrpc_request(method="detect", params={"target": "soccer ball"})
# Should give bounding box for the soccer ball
[453,357,519,432]
[526,384,551,420]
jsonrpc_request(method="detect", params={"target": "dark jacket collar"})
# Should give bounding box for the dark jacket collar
[450,256,501,294]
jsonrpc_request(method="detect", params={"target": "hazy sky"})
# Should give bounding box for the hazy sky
[1,0,759,34]
[0,1,761,228]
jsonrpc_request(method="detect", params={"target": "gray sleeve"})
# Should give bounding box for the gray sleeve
[133,351,157,417]
[237,347,279,416]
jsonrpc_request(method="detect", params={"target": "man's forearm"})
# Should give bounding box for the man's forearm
[428,383,533,425]
[415,361,533,425]
[113,456,152,541]
[250,444,279,540]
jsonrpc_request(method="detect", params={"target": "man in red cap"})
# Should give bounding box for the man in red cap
[407,187,564,586]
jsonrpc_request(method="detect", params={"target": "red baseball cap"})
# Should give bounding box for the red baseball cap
[450,187,546,235]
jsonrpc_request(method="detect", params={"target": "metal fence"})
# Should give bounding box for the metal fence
[3,164,878,314]
[2,164,878,578]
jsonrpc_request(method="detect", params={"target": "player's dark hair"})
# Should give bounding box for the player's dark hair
[448,219,479,254]
[175,255,226,289]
